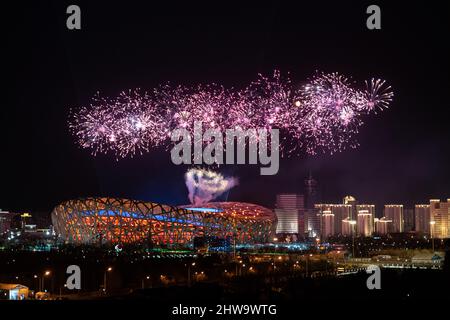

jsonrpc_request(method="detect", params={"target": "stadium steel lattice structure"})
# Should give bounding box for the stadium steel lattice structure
[51,198,276,247]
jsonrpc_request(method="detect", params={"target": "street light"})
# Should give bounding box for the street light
[104,267,112,293]
[142,275,151,289]
[430,221,436,252]
[187,262,195,287]
[59,283,67,299]
[349,220,357,258]
[40,271,51,292]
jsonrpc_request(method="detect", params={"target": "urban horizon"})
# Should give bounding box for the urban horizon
[3,0,449,315]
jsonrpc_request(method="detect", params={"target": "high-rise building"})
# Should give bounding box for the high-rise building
[305,210,320,238]
[275,194,305,235]
[315,203,352,236]
[320,210,335,238]
[0,210,18,235]
[403,208,415,232]
[430,199,450,239]
[356,204,375,217]
[374,217,392,235]
[304,173,318,210]
[356,204,375,236]
[357,209,374,236]
[384,205,404,233]
[414,204,431,234]
[342,217,356,236]
[315,204,331,235]
[332,205,352,234]
[275,209,298,234]
[343,195,358,220]
[303,173,321,238]
[343,195,357,205]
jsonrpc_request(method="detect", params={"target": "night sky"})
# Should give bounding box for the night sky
[4,1,449,216]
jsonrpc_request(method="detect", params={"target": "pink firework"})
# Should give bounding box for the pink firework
[69,71,393,158]
[288,72,393,155]
[69,89,168,157]
[364,78,394,112]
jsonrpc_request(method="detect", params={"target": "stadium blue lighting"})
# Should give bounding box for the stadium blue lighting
[184,207,223,213]
[79,210,206,226]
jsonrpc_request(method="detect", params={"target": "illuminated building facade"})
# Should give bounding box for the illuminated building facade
[315,204,351,236]
[356,204,375,236]
[415,204,430,234]
[430,199,450,239]
[52,198,275,246]
[343,195,358,219]
[342,217,356,236]
[356,204,375,217]
[403,208,415,232]
[315,200,375,237]
[275,194,304,235]
[374,217,392,234]
[384,205,404,233]
[274,209,298,234]
[305,210,320,238]
[357,210,374,236]
[319,210,335,238]
[0,210,18,235]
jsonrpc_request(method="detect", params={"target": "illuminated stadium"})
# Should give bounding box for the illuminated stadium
[51,198,276,247]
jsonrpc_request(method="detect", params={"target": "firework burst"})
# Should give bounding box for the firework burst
[364,78,394,112]
[69,71,393,158]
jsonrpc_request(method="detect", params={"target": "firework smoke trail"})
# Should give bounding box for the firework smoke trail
[185,168,238,205]
[69,71,393,158]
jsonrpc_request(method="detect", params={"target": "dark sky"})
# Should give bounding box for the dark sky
[4,1,450,216]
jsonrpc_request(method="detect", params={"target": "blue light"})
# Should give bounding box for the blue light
[78,209,223,228]
[79,210,206,226]
[184,207,223,213]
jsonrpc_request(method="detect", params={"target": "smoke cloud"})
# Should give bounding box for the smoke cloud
[185,168,238,205]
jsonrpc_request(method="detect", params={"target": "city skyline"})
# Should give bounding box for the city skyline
[2,0,450,308]
[275,196,450,239]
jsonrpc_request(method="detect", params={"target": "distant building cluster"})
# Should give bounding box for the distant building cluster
[275,195,450,240]
[0,210,53,243]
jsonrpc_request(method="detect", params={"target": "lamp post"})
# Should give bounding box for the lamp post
[305,253,312,277]
[430,221,436,252]
[41,271,51,292]
[239,260,243,276]
[349,220,357,258]
[33,274,39,292]
[334,250,340,272]
[59,284,67,299]
[142,275,151,289]
[187,262,195,287]
[232,213,237,261]
[104,267,112,293]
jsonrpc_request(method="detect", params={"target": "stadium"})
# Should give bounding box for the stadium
[51,198,276,247]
